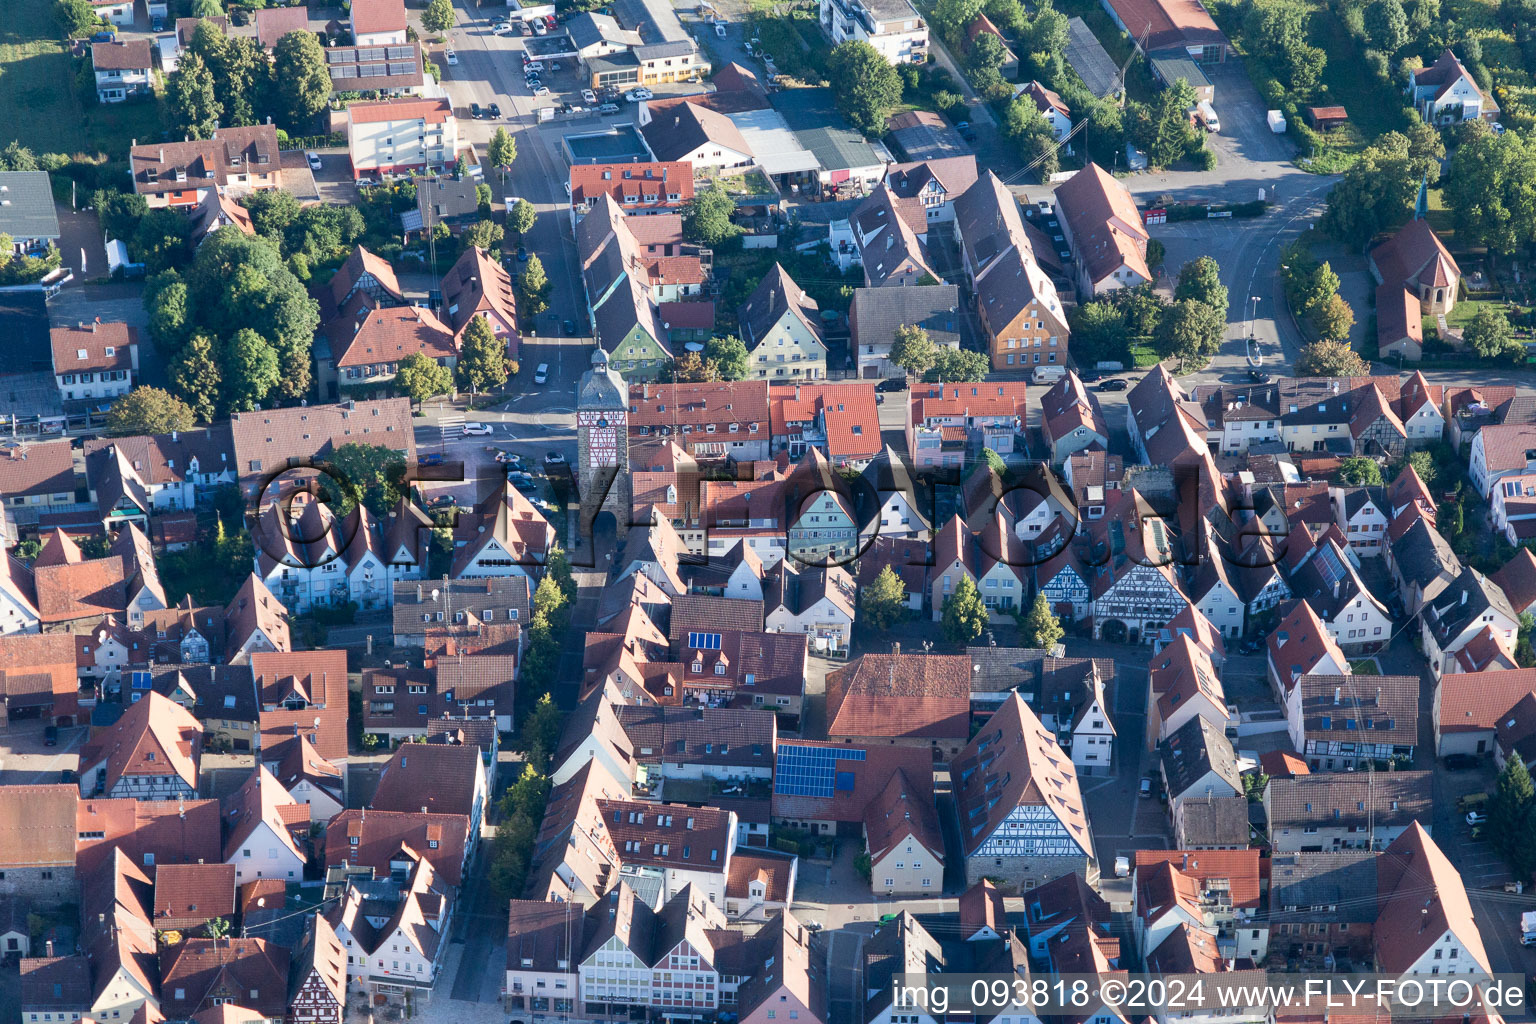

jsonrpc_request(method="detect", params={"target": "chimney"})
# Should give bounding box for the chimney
[45,940,53,957]
[795,383,801,401]
[1461,590,1468,605]
[1334,687,1341,705]
[417,584,423,601]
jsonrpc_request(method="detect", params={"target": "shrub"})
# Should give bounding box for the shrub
[1194,146,1217,170]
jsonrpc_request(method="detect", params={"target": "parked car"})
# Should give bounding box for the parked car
[597,102,620,114]
[493,21,514,34]
[523,60,543,72]
[461,422,493,436]
[531,18,548,32]
[534,363,550,384]
[533,86,551,97]
[305,151,322,171]
[444,47,458,64]
[91,31,115,42]
[1248,368,1272,383]
[1114,856,1130,877]
[545,451,567,465]
[509,471,537,492]
[581,88,597,104]
[1096,378,1128,392]
[875,377,907,392]
[1139,777,1153,798]
[44,725,58,747]
[562,319,578,335]
[1444,754,1481,772]
[495,451,521,465]
[516,246,528,262]
[470,102,483,119]
[488,102,502,118]
[418,453,444,466]
[625,88,653,101]
[150,15,164,31]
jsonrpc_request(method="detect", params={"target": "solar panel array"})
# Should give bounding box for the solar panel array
[1313,546,1347,591]
[774,744,866,798]
[687,631,721,650]
[387,45,413,59]
[130,671,152,690]
[358,47,387,61]
[330,65,358,79]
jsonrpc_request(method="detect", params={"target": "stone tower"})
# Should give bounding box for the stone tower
[576,348,630,539]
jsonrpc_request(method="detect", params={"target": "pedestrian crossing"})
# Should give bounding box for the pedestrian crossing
[438,413,466,442]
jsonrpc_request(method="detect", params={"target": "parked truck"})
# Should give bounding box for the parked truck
[1522,911,1536,945]
[1267,109,1286,133]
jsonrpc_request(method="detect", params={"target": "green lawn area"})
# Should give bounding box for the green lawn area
[0,1,166,158]
[0,0,89,153]
[1425,187,1456,237]
[1349,658,1380,673]
[713,168,775,196]
[1312,8,1416,143]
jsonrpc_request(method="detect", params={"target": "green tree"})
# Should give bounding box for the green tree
[667,352,718,383]
[1133,79,1199,168]
[889,323,938,377]
[395,351,454,406]
[326,443,407,517]
[220,328,280,411]
[932,0,985,40]
[681,184,741,246]
[1173,256,1228,317]
[703,335,749,380]
[860,565,908,631]
[941,575,988,643]
[1155,298,1225,366]
[1405,449,1438,489]
[105,387,196,437]
[1335,456,1384,486]
[1321,131,1441,246]
[522,692,564,773]
[1018,592,1064,650]
[520,254,550,314]
[168,333,221,423]
[132,209,193,275]
[95,190,149,244]
[1489,756,1536,876]
[463,219,505,251]
[1364,0,1410,52]
[1297,261,1343,317]
[828,41,903,136]
[508,197,537,237]
[1446,130,1536,255]
[1069,301,1127,365]
[243,188,301,247]
[56,0,105,36]
[1465,305,1523,361]
[1518,612,1536,668]
[488,127,517,181]
[925,348,990,382]
[166,52,223,140]
[457,315,508,395]
[1312,293,1356,343]
[968,31,1009,73]
[980,447,1007,474]
[203,916,230,939]
[421,0,455,33]
[1290,340,1363,376]
[147,274,191,351]
[1003,98,1060,179]
[272,30,331,131]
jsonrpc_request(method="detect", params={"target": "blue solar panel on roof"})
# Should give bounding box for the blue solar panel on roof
[773,744,866,798]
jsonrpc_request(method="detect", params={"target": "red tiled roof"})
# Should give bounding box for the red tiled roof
[350,0,407,36]
[77,691,202,793]
[1133,848,1261,910]
[824,653,971,739]
[1054,162,1150,286]
[370,742,482,819]
[332,305,456,368]
[50,322,136,374]
[250,649,349,761]
[324,808,470,885]
[152,862,237,931]
[770,382,881,462]
[571,161,694,210]
[348,96,451,125]
[1438,668,1536,732]
[910,380,1029,424]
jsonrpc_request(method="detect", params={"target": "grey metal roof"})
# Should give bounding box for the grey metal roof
[772,88,885,173]
[634,39,696,59]
[1175,794,1249,848]
[0,172,61,243]
[1065,18,1120,98]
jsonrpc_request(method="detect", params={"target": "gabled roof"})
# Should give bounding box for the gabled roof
[506,899,587,974]
[1158,715,1240,801]
[351,0,407,35]
[958,878,1007,938]
[1040,371,1108,446]
[825,653,970,739]
[159,937,291,1020]
[1266,770,1431,831]
[152,862,237,931]
[1491,548,1536,615]
[862,767,943,861]
[1370,219,1461,294]
[324,808,470,886]
[1054,162,1150,285]
[641,101,752,161]
[439,245,519,335]
[0,784,76,869]
[739,263,822,349]
[1375,822,1490,974]
[770,382,881,463]
[1423,566,1518,646]
[371,741,482,819]
[1438,667,1536,733]
[952,693,1092,858]
[92,38,154,69]
[222,765,305,865]
[79,690,201,793]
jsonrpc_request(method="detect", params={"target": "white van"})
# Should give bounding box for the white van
[1032,365,1067,384]
[1197,100,1221,133]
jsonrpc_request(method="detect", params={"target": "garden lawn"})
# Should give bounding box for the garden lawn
[0,0,88,153]
[1313,8,1416,144]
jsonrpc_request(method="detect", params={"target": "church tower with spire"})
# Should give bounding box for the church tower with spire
[576,348,630,539]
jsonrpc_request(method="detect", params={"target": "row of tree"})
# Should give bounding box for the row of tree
[165,21,332,138]
[1282,241,1356,344]
[1069,258,1229,370]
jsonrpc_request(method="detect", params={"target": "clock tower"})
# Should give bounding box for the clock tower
[577,348,631,539]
